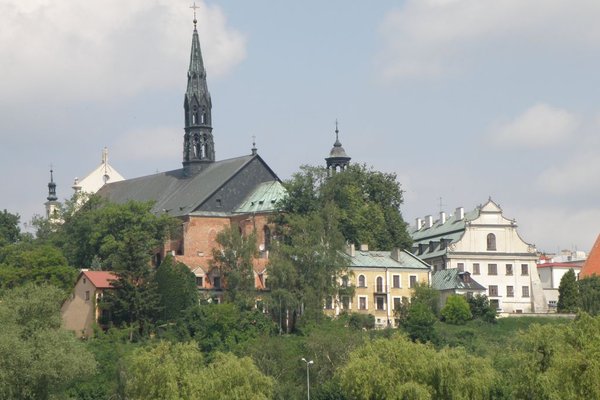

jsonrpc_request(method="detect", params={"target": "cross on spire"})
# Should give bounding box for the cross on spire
[190,2,199,27]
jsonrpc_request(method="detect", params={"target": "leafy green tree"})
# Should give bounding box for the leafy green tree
[0,209,21,246]
[0,284,96,400]
[403,302,438,343]
[467,294,497,323]
[210,226,258,308]
[122,341,204,400]
[578,275,600,315]
[155,255,198,322]
[411,282,441,317]
[441,295,472,325]
[558,268,580,313]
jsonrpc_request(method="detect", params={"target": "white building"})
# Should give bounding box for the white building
[73,147,124,196]
[537,250,585,309]
[410,198,547,314]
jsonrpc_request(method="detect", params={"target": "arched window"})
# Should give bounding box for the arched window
[487,233,496,251]
[376,276,384,292]
[358,275,366,288]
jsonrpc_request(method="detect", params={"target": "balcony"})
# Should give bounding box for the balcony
[374,285,388,294]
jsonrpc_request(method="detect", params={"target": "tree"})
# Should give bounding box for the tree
[0,284,96,400]
[155,255,198,322]
[557,268,580,313]
[467,294,497,323]
[411,282,441,317]
[210,226,258,308]
[578,276,600,315]
[403,302,438,343]
[441,295,472,325]
[0,209,21,246]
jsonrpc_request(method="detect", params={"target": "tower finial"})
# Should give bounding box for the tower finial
[47,165,58,202]
[251,135,257,155]
[190,2,199,28]
[335,119,339,141]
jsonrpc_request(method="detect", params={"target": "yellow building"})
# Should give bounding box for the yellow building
[326,245,431,328]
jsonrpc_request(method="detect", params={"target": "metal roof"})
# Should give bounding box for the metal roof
[235,181,287,213]
[431,269,486,291]
[344,249,430,270]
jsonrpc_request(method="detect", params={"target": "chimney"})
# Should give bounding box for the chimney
[425,215,433,228]
[455,207,464,220]
[345,244,355,257]
[390,248,401,261]
[359,244,369,252]
[416,218,423,230]
[440,211,446,224]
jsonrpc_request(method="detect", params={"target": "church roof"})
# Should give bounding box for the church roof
[97,154,280,217]
[580,234,600,278]
[74,148,125,194]
[235,181,287,213]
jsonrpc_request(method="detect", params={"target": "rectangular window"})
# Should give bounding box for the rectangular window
[488,264,497,275]
[85,291,90,301]
[490,299,499,309]
[195,276,203,287]
[393,275,401,288]
[489,285,498,297]
[521,264,529,276]
[522,286,530,297]
[505,264,513,276]
[473,263,480,275]
[457,263,464,272]
[213,277,221,289]
[341,296,350,310]
[359,296,367,310]
[409,275,417,288]
[376,296,385,310]
[507,286,514,297]
[393,297,401,310]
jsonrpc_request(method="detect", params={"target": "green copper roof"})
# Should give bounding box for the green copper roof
[431,269,486,291]
[344,249,430,270]
[235,181,287,213]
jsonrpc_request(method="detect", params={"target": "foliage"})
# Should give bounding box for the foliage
[578,275,600,315]
[122,341,204,400]
[172,303,276,354]
[403,302,438,343]
[411,282,440,317]
[337,334,496,399]
[0,209,21,246]
[155,255,198,322]
[210,226,258,308]
[441,295,472,325]
[558,268,580,313]
[347,312,375,330]
[0,284,96,400]
[268,204,347,332]
[467,294,497,323]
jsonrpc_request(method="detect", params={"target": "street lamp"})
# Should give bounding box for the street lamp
[301,357,314,400]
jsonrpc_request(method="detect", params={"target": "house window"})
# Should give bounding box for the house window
[195,276,203,287]
[325,296,333,310]
[359,296,367,310]
[489,285,498,297]
[521,264,529,276]
[487,233,497,251]
[473,263,480,275]
[507,286,514,297]
[488,264,497,275]
[85,291,90,301]
[490,299,499,309]
[341,276,349,288]
[341,296,350,310]
[83,278,87,284]
[392,275,401,288]
[213,277,221,289]
[457,263,464,272]
[506,264,513,276]
[522,286,530,297]
[376,276,384,292]
[393,297,402,310]
[409,275,417,288]
[358,275,366,288]
[375,296,385,310]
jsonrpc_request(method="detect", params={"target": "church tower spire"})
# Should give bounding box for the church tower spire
[325,120,351,175]
[45,168,60,219]
[183,7,214,175]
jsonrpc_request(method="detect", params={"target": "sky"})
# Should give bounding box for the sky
[2,0,600,254]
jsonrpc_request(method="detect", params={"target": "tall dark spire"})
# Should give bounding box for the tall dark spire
[326,120,351,175]
[183,8,214,175]
[47,168,58,201]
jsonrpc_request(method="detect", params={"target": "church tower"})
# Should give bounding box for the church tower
[45,168,60,219]
[183,13,214,175]
[325,122,351,176]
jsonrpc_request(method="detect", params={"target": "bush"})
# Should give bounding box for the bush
[348,313,375,330]
[441,295,472,325]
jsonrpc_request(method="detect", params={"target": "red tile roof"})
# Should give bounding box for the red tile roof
[81,270,118,289]
[581,235,600,278]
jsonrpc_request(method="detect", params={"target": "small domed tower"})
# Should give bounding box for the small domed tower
[45,168,61,219]
[325,121,351,176]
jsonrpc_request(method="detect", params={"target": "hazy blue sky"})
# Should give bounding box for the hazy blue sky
[2,0,600,254]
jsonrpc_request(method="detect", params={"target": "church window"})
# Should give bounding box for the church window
[521,264,529,275]
[201,113,206,123]
[263,226,271,250]
[192,114,196,124]
[489,285,498,297]
[473,263,480,275]
[487,233,496,251]
[522,286,530,297]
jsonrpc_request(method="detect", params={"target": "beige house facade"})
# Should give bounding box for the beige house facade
[325,245,431,328]
[61,270,116,337]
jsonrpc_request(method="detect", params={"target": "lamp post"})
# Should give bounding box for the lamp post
[301,357,314,400]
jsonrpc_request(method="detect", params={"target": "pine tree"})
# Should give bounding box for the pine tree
[557,268,579,313]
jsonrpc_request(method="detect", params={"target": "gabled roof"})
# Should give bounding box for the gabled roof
[344,249,430,270]
[235,181,287,213]
[97,154,278,217]
[431,269,486,291]
[81,270,117,289]
[581,234,600,278]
